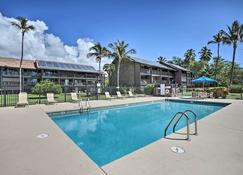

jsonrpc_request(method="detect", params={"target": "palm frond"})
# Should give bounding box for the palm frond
[11,16,35,33]
[11,21,21,29]
[207,40,216,45]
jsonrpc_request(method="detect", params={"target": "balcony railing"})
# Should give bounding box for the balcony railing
[140,68,151,74]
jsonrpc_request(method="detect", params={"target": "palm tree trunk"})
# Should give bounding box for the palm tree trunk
[214,43,220,79]
[117,61,120,89]
[98,60,101,82]
[20,32,24,92]
[229,45,237,87]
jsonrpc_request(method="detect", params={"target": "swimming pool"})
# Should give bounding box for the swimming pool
[50,100,228,166]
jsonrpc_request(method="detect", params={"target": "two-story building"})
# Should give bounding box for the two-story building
[111,57,192,89]
[0,57,99,93]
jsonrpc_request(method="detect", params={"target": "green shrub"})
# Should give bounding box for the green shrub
[208,87,228,98]
[144,84,155,95]
[229,84,243,93]
[134,88,143,94]
[32,80,62,95]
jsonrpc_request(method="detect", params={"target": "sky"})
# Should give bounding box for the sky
[0,0,243,68]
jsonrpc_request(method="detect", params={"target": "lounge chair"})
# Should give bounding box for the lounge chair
[47,93,56,104]
[128,91,135,98]
[105,92,115,100]
[71,92,81,102]
[16,92,29,107]
[116,91,125,99]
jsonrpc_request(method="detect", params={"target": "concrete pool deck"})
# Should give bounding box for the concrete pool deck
[0,97,243,175]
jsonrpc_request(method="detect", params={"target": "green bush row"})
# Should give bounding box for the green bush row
[144,84,155,95]
[229,84,243,93]
[32,80,62,95]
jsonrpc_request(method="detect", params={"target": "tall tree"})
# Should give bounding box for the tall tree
[221,20,243,87]
[199,46,212,62]
[184,49,196,66]
[208,30,224,78]
[87,43,110,82]
[103,63,115,87]
[11,17,35,92]
[167,56,184,66]
[157,56,167,63]
[108,40,136,88]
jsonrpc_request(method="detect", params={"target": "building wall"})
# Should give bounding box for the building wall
[110,59,138,87]
[134,62,141,87]
[175,70,182,85]
[0,67,99,93]
[110,59,193,89]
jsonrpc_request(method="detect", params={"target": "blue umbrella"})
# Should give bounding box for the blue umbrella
[192,76,217,90]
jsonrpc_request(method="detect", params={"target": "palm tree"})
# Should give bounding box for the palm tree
[184,49,196,66]
[168,56,184,66]
[87,43,110,82]
[221,20,243,87]
[208,30,224,78]
[157,56,167,63]
[11,17,35,92]
[103,63,115,87]
[199,46,212,62]
[108,40,136,89]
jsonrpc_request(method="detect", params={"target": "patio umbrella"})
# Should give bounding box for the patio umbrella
[192,76,217,90]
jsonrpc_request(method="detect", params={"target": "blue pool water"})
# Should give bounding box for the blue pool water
[50,100,227,166]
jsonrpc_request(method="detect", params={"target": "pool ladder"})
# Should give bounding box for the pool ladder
[164,110,198,140]
[79,98,91,112]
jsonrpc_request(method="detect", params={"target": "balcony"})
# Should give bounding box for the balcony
[140,68,151,74]
[181,76,187,82]
[151,70,161,75]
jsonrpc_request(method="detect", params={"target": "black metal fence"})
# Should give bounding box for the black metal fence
[0,86,144,107]
[0,90,18,107]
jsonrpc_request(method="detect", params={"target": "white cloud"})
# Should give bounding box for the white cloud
[0,13,112,69]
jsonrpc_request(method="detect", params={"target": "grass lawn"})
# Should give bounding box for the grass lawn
[227,93,242,100]
[179,91,242,100]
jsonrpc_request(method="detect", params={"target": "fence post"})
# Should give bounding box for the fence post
[64,87,67,102]
[38,86,41,104]
[4,90,6,107]
[39,92,41,104]
[241,80,243,100]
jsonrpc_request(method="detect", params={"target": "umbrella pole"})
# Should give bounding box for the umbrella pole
[203,82,205,92]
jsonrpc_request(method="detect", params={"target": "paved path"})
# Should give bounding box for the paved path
[0,97,242,175]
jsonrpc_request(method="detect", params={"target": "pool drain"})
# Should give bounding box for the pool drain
[36,133,49,139]
[170,146,185,154]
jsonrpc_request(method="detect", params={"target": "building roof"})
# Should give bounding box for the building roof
[0,57,36,69]
[167,63,190,72]
[158,60,190,72]
[131,57,176,71]
[36,60,98,73]
[0,56,99,73]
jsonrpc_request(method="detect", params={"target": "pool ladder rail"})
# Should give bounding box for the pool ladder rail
[79,98,91,112]
[164,110,198,140]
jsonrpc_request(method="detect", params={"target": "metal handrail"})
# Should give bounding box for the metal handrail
[79,99,84,112]
[164,112,190,140]
[86,98,91,111]
[173,110,197,135]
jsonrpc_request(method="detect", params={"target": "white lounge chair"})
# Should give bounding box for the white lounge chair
[105,92,115,100]
[129,91,145,97]
[47,93,56,104]
[128,91,135,98]
[116,91,125,99]
[16,92,29,107]
[71,92,81,102]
